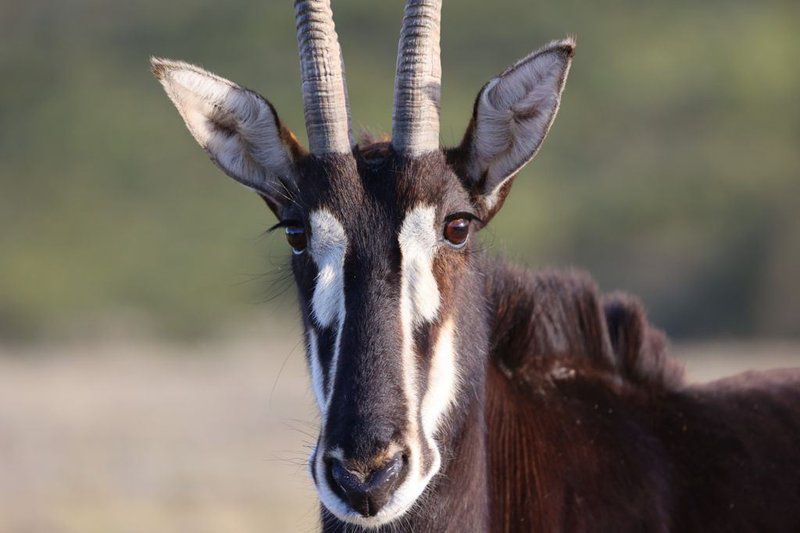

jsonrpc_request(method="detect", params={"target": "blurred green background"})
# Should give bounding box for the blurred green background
[2,0,799,342]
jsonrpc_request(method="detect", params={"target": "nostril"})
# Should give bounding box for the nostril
[327,452,406,517]
[366,452,403,492]
[330,459,364,498]
[329,458,370,516]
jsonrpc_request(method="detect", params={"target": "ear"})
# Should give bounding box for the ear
[151,57,305,217]
[450,39,574,222]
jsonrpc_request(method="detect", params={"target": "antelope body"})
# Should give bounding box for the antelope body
[153,1,800,531]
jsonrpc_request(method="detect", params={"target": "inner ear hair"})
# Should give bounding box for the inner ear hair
[151,57,304,217]
[452,38,575,221]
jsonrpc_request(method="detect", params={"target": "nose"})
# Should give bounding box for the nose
[328,452,405,517]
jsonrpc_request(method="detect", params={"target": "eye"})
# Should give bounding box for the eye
[443,217,470,248]
[285,225,307,254]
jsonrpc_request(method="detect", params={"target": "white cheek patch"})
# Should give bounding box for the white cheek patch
[421,318,459,439]
[398,205,441,324]
[308,209,348,412]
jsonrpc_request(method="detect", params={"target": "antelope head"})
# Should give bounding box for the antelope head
[153,0,573,528]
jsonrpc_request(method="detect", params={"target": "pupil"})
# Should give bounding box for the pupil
[285,227,306,252]
[446,219,469,245]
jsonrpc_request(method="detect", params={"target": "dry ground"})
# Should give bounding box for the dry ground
[1,333,798,533]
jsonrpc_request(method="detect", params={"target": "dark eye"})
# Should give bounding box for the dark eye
[285,225,307,254]
[443,218,470,248]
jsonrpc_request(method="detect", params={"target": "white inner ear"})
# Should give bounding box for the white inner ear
[154,59,295,195]
[471,43,572,201]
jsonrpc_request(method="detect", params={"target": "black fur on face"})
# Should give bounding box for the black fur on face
[283,144,490,526]
[153,32,577,530]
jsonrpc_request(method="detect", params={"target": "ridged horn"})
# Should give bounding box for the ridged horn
[391,0,442,156]
[294,0,353,154]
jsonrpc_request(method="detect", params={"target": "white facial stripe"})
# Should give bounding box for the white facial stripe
[421,319,459,439]
[308,209,348,411]
[307,329,326,413]
[310,205,458,529]
[309,210,347,328]
[398,205,441,324]
[312,319,458,528]
[328,325,344,412]
[317,204,447,527]
[397,204,441,485]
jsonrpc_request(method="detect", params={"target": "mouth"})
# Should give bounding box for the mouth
[309,441,442,528]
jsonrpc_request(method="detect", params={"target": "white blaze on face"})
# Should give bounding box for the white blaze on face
[366,204,458,522]
[398,206,441,323]
[308,209,348,413]
[306,329,326,413]
[397,204,441,476]
[421,318,458,439]
[309,204,461,529]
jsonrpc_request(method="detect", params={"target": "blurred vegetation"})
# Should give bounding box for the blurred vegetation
[1,0,798,342]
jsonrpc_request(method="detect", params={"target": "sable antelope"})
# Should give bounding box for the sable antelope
[152,1,800,531]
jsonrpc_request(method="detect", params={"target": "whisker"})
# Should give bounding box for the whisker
[268,335,305,409]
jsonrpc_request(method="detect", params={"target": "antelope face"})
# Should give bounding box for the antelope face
[288,150,481,525]
[153,0,573,527]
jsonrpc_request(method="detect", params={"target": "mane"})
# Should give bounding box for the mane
[485,261,685,392]
[602,290,684,389]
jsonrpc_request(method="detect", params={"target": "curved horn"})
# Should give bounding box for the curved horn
[392,0,442,156]
[294,0,353,154]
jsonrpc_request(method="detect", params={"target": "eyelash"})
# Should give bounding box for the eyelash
[445,212,482,224]
[267,219,303,232]
[271,213,480,230]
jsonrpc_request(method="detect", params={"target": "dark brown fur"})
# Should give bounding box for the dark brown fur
[294,145,800,532]
[153,14,800,529]
[478,261,800,532]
